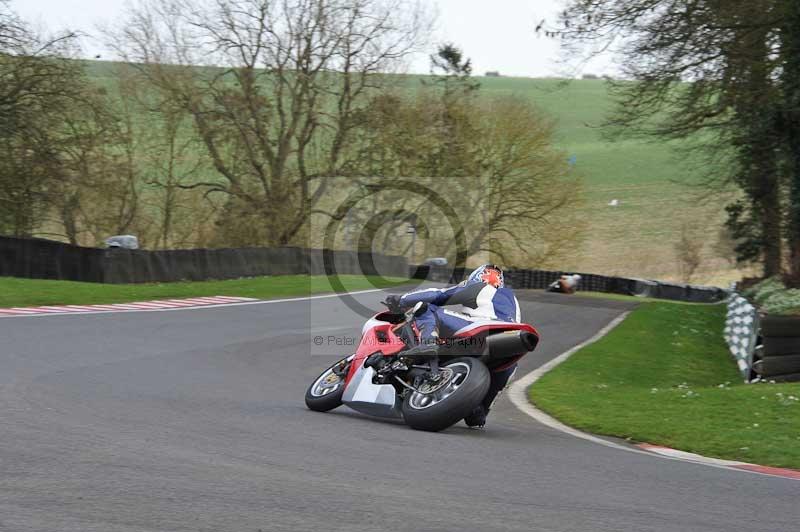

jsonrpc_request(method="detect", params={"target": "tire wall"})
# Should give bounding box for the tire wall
[410,265,729,303]
[754,315,800,382]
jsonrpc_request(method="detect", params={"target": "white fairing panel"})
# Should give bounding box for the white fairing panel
[452,319,527,336]
[446,285,498,320]
[361,316,385,336]
[342,364,402,418]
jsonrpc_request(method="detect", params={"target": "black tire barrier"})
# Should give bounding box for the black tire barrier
[411,265,728,304]
[752,354,800,377]
[761,336,800,357]
[0,236,408,284]
[765,372,800,383]
[760,316,800,337]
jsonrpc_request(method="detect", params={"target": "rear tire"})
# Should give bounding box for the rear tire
[402,357,490,432]
[305,356,352,412]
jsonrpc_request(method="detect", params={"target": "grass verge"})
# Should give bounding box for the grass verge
[530,301,800,469]
[0,275,410,308]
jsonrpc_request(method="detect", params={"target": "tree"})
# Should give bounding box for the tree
[110,65,212,249]
[675,223,704,282]
[0,1,23,49]
[721,2,783,275]
[352,88,581,267]
[779,2,800,282]
[427,42,480,98]
[337,44,581,268]
[108,0,430,247]
[0,5,88,238]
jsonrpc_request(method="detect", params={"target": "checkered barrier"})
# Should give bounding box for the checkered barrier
[723,293,760,381]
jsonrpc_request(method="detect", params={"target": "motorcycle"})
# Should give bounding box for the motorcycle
[304,299,539,431]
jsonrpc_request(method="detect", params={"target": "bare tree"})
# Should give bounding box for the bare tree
[351,87,582,267]
[456,96,579,264]
[0,4,86,238]
[675,223,704,282]
[106,0,430,246]
[0,1,25,51]
[107,65,212,249]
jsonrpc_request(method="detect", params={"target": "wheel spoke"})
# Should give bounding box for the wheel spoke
[408,362,472,410]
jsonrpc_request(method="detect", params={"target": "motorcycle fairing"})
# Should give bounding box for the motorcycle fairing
[340,318,407,418]
[341,364,403,418]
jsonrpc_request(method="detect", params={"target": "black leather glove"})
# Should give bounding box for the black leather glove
[382,294,402,313]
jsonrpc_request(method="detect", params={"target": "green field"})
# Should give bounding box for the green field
[471,76,733,283]
[84,62,737,283]
[0,275,408,308]
[530,301,800,469]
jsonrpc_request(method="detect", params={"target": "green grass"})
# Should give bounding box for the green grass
[530,302,800,469]
[0,275,409,308]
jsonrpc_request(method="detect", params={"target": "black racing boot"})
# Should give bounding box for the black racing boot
[464,405,488,428]
[465,365,517,428]
[401,339,439,359]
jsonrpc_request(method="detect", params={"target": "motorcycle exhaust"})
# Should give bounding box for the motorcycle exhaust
[482,331,538,362]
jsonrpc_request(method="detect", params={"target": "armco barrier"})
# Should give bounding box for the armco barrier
[0,236,408,283]
[409,265,728,303]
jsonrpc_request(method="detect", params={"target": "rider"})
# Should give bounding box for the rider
[385,264,521,428]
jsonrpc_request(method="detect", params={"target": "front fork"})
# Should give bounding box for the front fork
[332,357,350,378]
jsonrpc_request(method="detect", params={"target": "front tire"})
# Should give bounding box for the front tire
[402,357,490,432]
[305,356,352,412]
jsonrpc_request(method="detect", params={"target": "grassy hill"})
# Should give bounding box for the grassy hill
[474,75,738,284]
[84,61,740,284]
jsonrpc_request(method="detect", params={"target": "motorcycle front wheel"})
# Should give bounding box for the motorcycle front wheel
[305,356,352,412]
[402,357,490,432]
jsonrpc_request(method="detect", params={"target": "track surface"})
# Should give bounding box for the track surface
[0,289,796,532]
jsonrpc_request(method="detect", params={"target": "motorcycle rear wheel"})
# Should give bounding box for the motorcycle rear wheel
[402,357,490,432]
[305,356,352,412]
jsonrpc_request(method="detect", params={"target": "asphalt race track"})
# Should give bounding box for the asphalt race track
[0,289,796,532]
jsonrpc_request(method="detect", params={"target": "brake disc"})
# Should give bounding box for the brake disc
[416,368,454,394]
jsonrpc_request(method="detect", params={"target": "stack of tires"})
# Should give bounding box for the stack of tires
[753,316,800,381]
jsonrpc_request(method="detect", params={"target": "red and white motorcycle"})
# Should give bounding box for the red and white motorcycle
[305,300,539,431]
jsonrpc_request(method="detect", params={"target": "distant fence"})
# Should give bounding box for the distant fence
[410,265,728,304]
[0,236,408,284]
[0,236,106,282]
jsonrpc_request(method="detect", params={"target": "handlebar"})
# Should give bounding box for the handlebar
[382,298,428,320]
